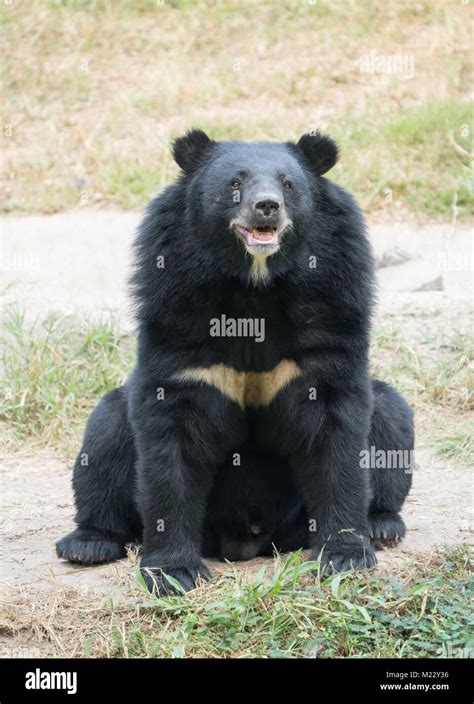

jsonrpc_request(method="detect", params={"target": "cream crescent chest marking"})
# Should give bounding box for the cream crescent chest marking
[173,360,302,409]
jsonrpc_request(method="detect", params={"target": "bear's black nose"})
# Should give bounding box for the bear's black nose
[254,195,281,217]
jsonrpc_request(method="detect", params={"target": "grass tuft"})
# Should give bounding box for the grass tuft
[372,330,473,413]
[434,430,473,466]
[0,308,135,450]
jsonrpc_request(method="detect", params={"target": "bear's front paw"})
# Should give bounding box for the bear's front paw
[313,537,377,574]
[140,557,211,596]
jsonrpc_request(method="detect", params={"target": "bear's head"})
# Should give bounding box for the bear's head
[172,129,339,283]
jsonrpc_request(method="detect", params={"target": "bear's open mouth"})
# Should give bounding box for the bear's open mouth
[233,224,279,247]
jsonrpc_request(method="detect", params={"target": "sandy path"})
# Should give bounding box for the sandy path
[1,210,472,328]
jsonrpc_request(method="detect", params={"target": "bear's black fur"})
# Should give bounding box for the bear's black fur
[57,130,414,594]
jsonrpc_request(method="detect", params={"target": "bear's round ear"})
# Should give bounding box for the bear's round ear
[295,132,339,176]
[172,129,216,173]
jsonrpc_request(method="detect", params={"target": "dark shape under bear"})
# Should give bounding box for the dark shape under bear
[57,129,414,594]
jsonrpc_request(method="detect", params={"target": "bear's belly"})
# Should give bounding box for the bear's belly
[173,359,302,409]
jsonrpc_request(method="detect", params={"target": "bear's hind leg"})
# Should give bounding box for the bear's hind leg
[368,380,414,549]
[56,526,127,564]
[56,386,141,565]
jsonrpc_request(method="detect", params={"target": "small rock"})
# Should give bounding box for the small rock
[413,275,444,292]
[376,247,411,269]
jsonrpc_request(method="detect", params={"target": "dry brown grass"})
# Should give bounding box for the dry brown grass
[2,0,472,218]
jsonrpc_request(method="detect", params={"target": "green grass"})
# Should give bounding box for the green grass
[104,160,172,209]
[0,309,135,450]
[371,329,473,413]
[434,430,474,466]
[333,100,473,218]
[371,326,473,459]
[2,1,472,218]
[77,547,473,658]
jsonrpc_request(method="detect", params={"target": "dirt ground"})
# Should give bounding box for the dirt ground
[0,211,472,656]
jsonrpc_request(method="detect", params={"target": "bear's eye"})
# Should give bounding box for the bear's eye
[231,179,241,189]
[283,181,292,191]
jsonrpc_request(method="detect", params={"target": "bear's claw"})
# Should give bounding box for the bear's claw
[368,512,406,549]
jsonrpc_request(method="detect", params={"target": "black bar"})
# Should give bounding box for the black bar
[0,658,470,701]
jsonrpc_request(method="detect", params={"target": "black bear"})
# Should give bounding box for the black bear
[57,129,414,594]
